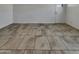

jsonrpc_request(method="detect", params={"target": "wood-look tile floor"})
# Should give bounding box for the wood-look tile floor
[0,23,79,54]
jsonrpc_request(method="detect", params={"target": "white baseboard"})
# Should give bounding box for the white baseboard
[0,21,13,29]
[13,19,65,23]
[66,21,79,30]
[13,19,55,23]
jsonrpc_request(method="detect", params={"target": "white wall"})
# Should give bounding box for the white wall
[13,4,56,23]
[0,4,13,29]
[66,4,79,29]
[0,4,66,29]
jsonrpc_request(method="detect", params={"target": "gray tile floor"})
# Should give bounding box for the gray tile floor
[0,23,79,54]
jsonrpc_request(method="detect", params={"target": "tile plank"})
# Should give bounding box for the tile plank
[35,36,50,50]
